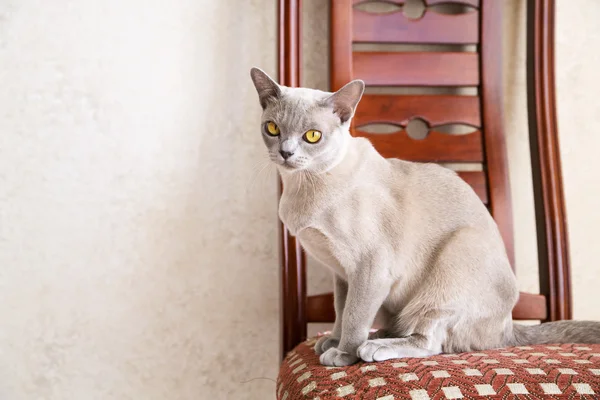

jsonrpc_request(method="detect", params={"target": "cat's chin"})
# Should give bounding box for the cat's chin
[278,163,306,173]
[273,159,306,172]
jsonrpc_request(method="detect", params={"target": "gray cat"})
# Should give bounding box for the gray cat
[250,67,600,367]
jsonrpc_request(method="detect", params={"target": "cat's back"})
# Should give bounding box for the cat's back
[386,158,491,228]
[387,158,462,188]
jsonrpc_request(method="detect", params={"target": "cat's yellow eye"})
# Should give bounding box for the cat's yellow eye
[304,129,322,144]
[265,121,280,136]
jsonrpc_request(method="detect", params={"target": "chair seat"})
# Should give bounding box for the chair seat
[277,337,600,399]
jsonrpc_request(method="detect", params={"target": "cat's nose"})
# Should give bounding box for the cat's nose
[279,150,294,160]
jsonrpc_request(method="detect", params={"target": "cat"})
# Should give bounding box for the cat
[249,67,600,367]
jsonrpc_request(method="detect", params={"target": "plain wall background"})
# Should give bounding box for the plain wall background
[0,0,598,399]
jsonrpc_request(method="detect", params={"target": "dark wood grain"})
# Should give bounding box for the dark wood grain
[480,1,515,269]
[425,0,479,6]
[353,8,479,44]
[513,292,548,321]
[527,0,572,321]
[306,293,336,323]
[278,0,307,360]
[355,95,481,127]
[353,129,483,162]
[457,171,488,204]
[352,0,480,6]
[353,52,480,86]
[278,0,301,90]
[331,0,353,92]
[307,291,547,323]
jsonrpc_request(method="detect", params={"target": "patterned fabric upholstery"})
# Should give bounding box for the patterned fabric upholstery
[277,337,600,399]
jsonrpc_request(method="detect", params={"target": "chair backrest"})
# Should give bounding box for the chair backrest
[331,1,512,268]
[277,0,571,359]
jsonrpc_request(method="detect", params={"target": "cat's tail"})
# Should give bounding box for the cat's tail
[509,320,600,346]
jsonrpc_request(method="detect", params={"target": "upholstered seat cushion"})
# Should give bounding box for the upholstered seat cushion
[277,337,600,399]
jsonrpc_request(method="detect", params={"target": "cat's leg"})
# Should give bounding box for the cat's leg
[358,227,515,363]
[314,274,347,354]
[358,312,445,362]
[319,265,390,366]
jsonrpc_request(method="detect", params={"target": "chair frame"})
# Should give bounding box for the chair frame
[277,0,570,360]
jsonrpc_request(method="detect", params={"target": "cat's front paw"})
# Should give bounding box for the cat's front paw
[319,347,359,366]
[357,339,398,362]
[314,335,340,355]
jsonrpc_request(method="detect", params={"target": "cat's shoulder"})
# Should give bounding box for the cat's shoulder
[387,159,469,191]
[387,158,456,177]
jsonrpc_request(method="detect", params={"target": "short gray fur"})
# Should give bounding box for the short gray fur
[250,68,600,366]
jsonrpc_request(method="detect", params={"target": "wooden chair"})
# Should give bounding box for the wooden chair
[279,0,569,356]
[275,1,595,398]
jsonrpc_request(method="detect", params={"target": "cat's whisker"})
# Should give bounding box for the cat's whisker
[254,163,277,204]
[306,171,318,195]
[265,163,278,187]
[295,171,303,197]
[246,156,272,192]
[261,160,277,184]
[252,153,271,168]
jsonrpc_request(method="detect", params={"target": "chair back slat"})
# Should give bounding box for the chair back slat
[353,52,480,86]
[351,0,481,7]
[353,8,479,44]
[354,129,484,162]
[457,171,488,204]
[356,95,481,127]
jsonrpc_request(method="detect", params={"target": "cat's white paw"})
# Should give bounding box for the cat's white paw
[319,347,359,366]
[314,335,339,355]
[358,340,399,362]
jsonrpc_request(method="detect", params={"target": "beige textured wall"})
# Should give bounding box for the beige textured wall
[555,0,600,320]
[0,0,279,399]
[0,0,599,399]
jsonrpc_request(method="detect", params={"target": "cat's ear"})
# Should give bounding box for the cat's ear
[250,67,282,110]
[325,80,365,124]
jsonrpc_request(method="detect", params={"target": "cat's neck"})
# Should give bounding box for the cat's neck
[277,136,388,235]
[279,136,385,198]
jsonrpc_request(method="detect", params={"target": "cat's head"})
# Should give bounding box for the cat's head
[250,68,364,173]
